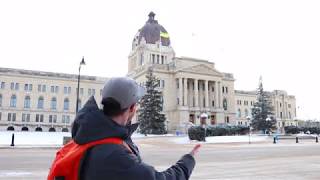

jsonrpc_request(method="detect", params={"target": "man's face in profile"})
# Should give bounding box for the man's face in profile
[127,103,138,125]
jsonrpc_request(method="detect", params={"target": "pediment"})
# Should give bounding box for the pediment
[178,64,223,77]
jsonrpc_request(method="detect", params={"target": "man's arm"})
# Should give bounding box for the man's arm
[121,144,201,180]
[82,144,200,180]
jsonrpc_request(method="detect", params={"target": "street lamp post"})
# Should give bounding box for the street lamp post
[76,57,86,113]
[266,117,271,135]
[246,116,252,144]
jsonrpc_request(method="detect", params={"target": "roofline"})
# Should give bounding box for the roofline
[175,56,215,65]
[0,67,108,82]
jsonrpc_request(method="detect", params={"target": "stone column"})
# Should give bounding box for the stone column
[179,78,183,106]
[218,82,223,108]
[215,81,219,108]
[183,78,188,106]
[205,80,209,108]
[194,79,199,107]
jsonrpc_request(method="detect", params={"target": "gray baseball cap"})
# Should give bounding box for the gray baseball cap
[101,77,145,109]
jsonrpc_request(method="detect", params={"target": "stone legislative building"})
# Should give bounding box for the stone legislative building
[128,12,297,131]
[0,12,297,132]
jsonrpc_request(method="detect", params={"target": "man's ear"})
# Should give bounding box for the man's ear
[129,104,136,113]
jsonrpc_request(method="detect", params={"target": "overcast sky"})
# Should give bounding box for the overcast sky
[0,0,319,120]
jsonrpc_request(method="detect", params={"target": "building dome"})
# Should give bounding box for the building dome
[134,12,170,47]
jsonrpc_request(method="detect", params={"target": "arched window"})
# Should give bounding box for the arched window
[10,95,17,107]
[21,127,29,131]
[245,109,249,117]
[7,126,14,131]
[49,127,56,132]
[223,98,228,111]
[0,94,2,107]
[237,109,241,118]
[37,97,44,109]
[64,98,69,111]
[24,96,31,108]
[51,97,57,110]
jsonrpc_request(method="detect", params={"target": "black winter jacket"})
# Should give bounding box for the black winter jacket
[71,97,196,180]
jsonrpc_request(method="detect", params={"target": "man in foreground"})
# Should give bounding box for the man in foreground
[72,77,201,180]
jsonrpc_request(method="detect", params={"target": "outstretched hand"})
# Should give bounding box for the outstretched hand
[190,144,201,156]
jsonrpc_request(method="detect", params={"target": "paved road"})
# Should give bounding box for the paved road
[0,137,320,180]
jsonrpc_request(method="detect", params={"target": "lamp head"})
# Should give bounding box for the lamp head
[80,57,86,65]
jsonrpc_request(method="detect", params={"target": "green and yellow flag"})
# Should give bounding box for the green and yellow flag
[160,31,169,38]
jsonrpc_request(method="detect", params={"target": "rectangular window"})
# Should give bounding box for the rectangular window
[11,82,15,90]
[49,115,53,123]
[222,86,225,93]
[8,113,12,121]
[51,86,55,93]
[212,101,215,107]
[53,115,57,123]
[22,114,26,122]
[288,104,291,108]
[68,87,71,94]
[0,112,1,121]
[100,89,102,96]
[38,85,42,92]
[62,115,70,123]
[157,55,160,64]
[80,88,84,95]
[42,85,46,92]
[152,54,155,64]
[12,113,16,121]
[27,114,30,122]
[0,82,5,89]
[40,114,44,122]
[92,89,95,96]
[55,86,59,93]
[64,87,68,94]
[212,87,214,92]
[161,55,164,64]
[226,87,228,93]
[24,84,32,91]
[66,116,70,123]
[15,83,19,90]
[36,114,39,122]
[203,98,205,107]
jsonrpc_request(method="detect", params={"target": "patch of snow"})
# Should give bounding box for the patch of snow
[132,133,175,138]
[171,135,269,144]
[0,131,70,146]
[0,171,32,177]
[0,131,177,146]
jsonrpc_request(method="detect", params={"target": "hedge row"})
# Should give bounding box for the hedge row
[285,126,320,134]
[188,125,249,141]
